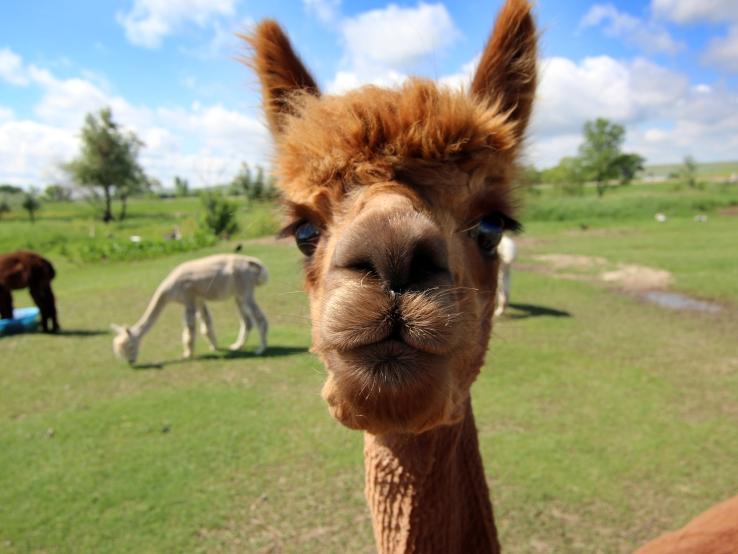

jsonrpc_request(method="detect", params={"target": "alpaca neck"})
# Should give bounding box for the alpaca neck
[364,399,499,554]
[131,285,169,337]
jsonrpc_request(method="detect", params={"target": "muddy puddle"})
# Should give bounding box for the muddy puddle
[641,291,722,313]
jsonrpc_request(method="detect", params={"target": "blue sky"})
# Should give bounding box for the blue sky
[1,0,738,187]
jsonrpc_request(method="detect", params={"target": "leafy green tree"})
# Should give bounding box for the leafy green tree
[115,170,150,221]
[174,176,190,197]
[680,155,699,189]
[577,119,644,195]
[43,184,72,202]
[542,156,587,195]
[199,191,239,238]
[0,198,10,220]
[615,153,645,185]
[0,184,22,195]
[63,107,146,222]
[518,164,542,194]
[22,191,41,223]
[230,163,253,197]
[578,118,627,196]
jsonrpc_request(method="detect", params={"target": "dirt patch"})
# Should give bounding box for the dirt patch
[534,254,608,271]
[601,265,672,292]
[718,205,738,217]
[531,254,672,293]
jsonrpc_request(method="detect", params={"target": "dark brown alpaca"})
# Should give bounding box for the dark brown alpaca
[0,251,59,332]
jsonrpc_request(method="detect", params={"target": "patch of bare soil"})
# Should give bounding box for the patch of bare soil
[531,254,671,293]
[600,265,673,292]
[718,205,738,217]
[533,254,608,271]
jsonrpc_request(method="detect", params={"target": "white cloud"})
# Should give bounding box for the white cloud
[326,69,407,94]
[303,0,342,24]
[533,56,688,140]
[0,52,268,187]
[651,0,738,24]
[0,120,78,185]
[340,3,459,70]
[703,25,738,72]
[581,4,683,54]
[527,55,738,166]
[116,0,237,48]
[437,55,479,90]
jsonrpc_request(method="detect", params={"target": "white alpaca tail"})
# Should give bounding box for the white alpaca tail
[254,262,269,286]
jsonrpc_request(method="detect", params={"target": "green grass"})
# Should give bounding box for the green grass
[0,196,280,259]
[523,180,738,223]
[1,186,737,553]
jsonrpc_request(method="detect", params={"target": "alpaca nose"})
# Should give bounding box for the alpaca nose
[332,209,450,293]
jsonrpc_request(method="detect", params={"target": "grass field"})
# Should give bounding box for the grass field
[1,182,737,553]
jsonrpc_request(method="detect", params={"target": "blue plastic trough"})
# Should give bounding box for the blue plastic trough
[0,307,40,336]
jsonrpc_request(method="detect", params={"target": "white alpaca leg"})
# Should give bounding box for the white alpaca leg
[182,303,197,359]
[243,296,268,355]
[197,303,218,351]
[494,264,510,317]
[230,298,253,351]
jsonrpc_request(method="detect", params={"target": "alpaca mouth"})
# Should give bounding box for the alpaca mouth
[334,337,445,382]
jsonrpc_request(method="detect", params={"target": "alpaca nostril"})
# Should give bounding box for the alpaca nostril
[332,208,450,293]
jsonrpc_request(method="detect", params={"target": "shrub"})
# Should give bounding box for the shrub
[199,191,239,238]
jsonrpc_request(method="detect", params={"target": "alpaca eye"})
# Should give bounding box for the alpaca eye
[294,221,320,256]
[470,214,504,256]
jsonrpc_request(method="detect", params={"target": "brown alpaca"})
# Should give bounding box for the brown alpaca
[0,251,59,332]
[247,1,736,552]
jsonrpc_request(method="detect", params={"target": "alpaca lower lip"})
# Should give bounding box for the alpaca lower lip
[340,339,438,374]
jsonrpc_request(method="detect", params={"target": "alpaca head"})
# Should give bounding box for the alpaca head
[248,0,536,435]
[111,324,139,364]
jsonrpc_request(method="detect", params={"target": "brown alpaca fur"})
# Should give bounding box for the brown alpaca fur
[248,0,736,551]
[636,495,738,554]
[247,0,534,551]
[0,251,59,332]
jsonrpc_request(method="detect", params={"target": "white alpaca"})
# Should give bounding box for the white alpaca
[494,235,516,317]
[112,254,269,364]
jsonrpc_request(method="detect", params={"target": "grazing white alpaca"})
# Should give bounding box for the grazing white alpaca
[494,235,516,317]
[112,254,268,364]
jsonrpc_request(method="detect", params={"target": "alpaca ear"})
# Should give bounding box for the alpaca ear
[471,0,537,141]
[244,20,320,136]
[111,323,123,334]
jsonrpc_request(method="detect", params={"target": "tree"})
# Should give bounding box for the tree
[615,153,645,185]
[0,184,22,195]
[230,163,253,197]
[199,191,239,238]
[0,198,10,220]
[63,107,146,222]
[578,118,626,196]
[22,191,41,223]
[115,169,149,221]
[174,176,190,197]
[43,184,72,202]
[680,155,699,188]
[542,156,587,195]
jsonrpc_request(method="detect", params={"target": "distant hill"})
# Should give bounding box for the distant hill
[643,160,738,179]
